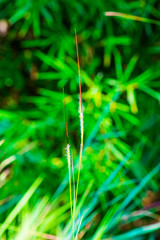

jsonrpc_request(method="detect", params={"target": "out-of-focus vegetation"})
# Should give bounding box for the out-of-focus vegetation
[0,0,160,239]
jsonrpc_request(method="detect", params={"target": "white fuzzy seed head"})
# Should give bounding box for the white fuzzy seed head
[65,144,71,168]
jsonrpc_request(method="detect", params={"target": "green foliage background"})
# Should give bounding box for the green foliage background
[0,0,160,239]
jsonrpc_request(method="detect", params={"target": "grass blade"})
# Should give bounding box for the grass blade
[0,177,43,237]
[105,12,160,26]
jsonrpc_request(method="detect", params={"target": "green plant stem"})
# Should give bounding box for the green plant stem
[66,144,74,239]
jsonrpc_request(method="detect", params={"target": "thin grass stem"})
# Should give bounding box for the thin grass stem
[63,88,74,239]
[65,144,74,239]
[71,153,76,238]
[75,212,84,240]
[74,30,84,220]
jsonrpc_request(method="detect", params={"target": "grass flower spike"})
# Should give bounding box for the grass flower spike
[63,88,74,239]
[75,30,84,212]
